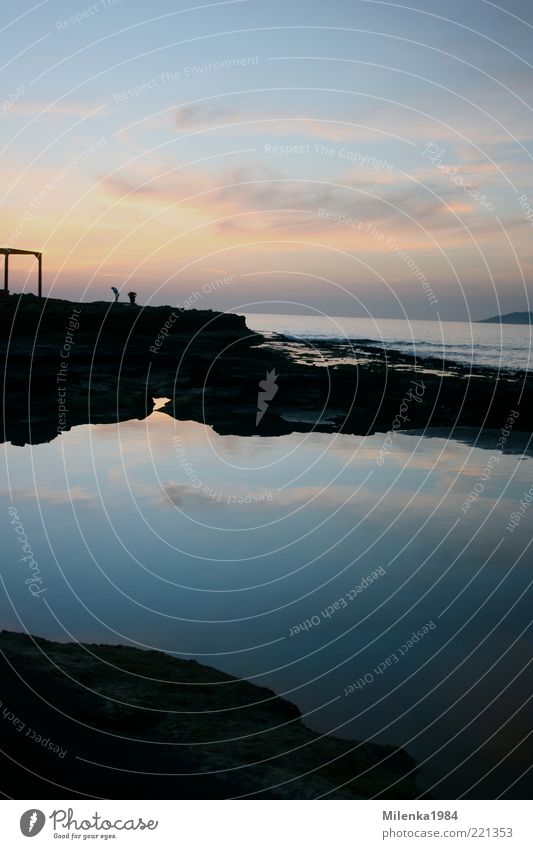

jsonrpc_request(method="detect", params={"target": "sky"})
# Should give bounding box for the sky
[1,0,533,320]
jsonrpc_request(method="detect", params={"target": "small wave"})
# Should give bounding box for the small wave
[247,315,531,371]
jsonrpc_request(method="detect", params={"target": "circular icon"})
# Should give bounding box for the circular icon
[20,810,46,837]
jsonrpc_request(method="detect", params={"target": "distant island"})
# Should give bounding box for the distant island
[479,311,533,324]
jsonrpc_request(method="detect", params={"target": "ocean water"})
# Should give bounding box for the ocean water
[2,406,532,798]
[244,314,533,372]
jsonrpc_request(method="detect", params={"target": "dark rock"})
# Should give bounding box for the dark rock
[0,631,419,799]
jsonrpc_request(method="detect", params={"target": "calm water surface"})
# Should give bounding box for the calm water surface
[2,408,532,798]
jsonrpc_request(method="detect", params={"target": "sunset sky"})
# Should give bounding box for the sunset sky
[2,0,533,320]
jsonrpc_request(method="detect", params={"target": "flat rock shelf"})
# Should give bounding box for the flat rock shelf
[0,631,419,799]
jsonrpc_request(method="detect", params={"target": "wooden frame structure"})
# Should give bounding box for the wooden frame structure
[1,248,42,297]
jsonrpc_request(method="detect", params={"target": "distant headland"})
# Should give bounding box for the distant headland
[478,311,533,324]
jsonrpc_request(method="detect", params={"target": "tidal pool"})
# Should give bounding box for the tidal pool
[2,406,532,798]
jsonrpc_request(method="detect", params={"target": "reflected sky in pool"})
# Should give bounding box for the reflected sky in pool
[2,408,532,798]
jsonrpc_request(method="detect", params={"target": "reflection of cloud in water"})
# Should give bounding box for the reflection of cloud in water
[5,486,94,506]
[106,412,533,521]
[162,482,274,510]
[163,482,226,509]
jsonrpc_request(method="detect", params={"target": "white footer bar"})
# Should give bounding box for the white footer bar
[2,800,529,848]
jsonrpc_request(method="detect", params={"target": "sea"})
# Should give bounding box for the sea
[244,313,533,372]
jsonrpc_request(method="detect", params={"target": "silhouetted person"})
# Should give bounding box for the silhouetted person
[111,286,119,302]
[128,291,137,306]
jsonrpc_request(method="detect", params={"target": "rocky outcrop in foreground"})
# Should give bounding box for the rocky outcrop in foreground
[0,631,418,799]
[2,293,532,446]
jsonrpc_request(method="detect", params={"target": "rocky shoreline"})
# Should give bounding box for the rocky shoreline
[0,630,419,799]
[1,293,532,447]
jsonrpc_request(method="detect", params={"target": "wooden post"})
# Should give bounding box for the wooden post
[0,248,42,296]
